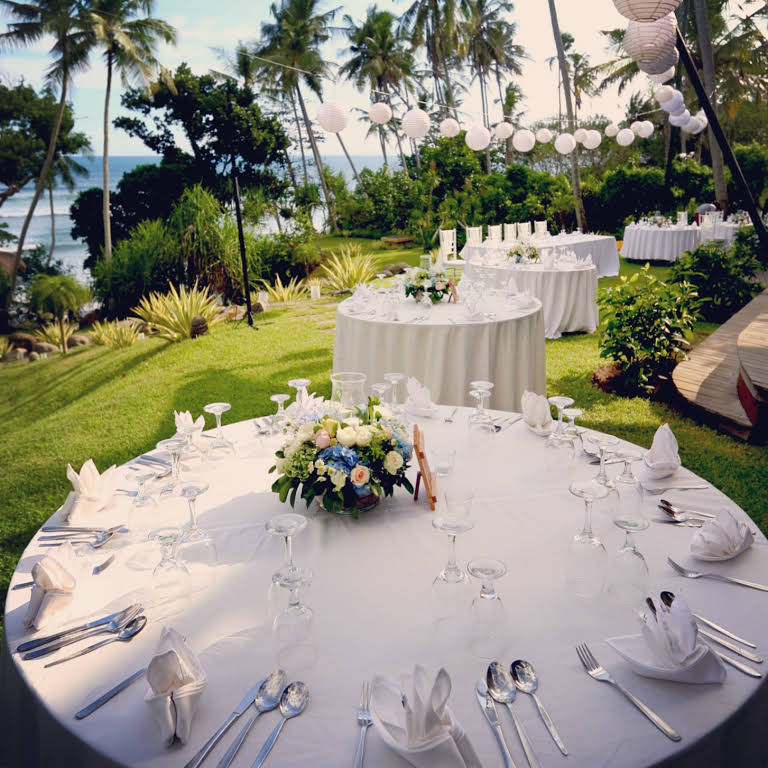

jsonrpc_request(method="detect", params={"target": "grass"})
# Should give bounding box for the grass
[2,250,767,625]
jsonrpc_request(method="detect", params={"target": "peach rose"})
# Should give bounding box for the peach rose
[314,429,331,449]
[350,465,370,486]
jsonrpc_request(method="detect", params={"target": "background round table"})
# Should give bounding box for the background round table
[621,225,701,262]
[3,415,768,768]
[333,296,546,411]
[462,261,598,339]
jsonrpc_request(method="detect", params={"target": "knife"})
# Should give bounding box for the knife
[17,604,139,653]
[693,614,756,648]
[714,651,763,678]
[698,629,763,663]
[475,680,517,768]
[497,415,522,432]
[139,453,170,467]
[183,680,265,768]
[75,667,147,719]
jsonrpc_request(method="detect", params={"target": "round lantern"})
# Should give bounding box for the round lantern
[616,128,636,146]
[512,129,536,153]
[649,65,676,83]
[554,133,576,155]
[695,111,708,130]
[402,108,430,139]
[535,127,553,144]
[624,14,677,72]
[654,85,674,103]
[669,109,691,127]
[661,91,684,113]
[465,124,491,151]
[583,130,602,150]
[317,101,349,133]
[637,120,655,138]
[682,116,704,134]
[670,105,687,116]
[439,117,460,138]
[368,102,392,125]
[630,120,643,134]
[494,122,514,140]
[573,128,588,144]
[613,0,683,22]
[605,123,619,137]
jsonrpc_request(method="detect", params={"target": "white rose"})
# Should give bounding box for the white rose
[297,422,315,441]
[376,405,392,420]
[337,427,357,447]
[384,450,404,474]
[346,416,362,427]
[355,426,374,446]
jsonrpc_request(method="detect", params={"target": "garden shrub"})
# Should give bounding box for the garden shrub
[91,319,141,349]
[132,282,221,342]
[598,166,671,234]
[320,245,380,292]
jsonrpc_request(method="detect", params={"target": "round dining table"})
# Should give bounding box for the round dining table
[3,412,768,768]
[462,261,598,340]
[333,295,546,412]
[621,225,701,263]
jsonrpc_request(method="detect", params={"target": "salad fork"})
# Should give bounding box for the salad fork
[353,682,373,768]
[667,558,768,592]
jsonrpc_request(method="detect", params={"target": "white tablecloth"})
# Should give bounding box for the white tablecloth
[705,222,744,246]
[622,225,701,262]
[4,416,768,768]
[333,296,546,411]
[461,233,620,278]
[462,262,598,339]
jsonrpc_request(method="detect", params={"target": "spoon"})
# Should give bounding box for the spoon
[659,499,715,519]
[251,681,309,768]
[44,615,147,668]
[486,662,541,768]
[510,660,568,755]
[215,669,287,768]
[656,507,705,526]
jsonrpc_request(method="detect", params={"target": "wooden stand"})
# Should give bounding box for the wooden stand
[412,424,437,510]
[447,279,459,304]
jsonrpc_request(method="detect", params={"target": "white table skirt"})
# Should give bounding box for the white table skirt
[4,416,768,768]
[704,222,743,246]
[622,225,701,262]
[461,234,620,278]
[462,262,598,339]
[332,298,546,411]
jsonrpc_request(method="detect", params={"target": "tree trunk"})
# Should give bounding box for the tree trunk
[693,0,727,211]
[337,134,362,186]
[478,70,491,173]
[547,0,587,231]
[378,126,388,166]
[295,84,337,231]
[102,49,114,261]
[384,86,409,173]
[283,148,298,194]
[290,91,308,186]
[59,314,68,354]
[48,184,56,263]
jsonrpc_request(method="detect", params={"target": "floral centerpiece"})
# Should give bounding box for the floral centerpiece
[507,243,539,263]
[269,398,414,517]
[404,268,451,304]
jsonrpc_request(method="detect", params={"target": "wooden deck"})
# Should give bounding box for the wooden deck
[673,289,768,441]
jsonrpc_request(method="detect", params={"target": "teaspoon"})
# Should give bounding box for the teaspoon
[251,681,309,768]
[486,662,541,768]
[510,660,568,755]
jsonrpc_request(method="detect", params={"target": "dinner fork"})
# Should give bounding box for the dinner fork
[353,682,373,768]
[641,483,709,495]
[575,643,681,741]
[667,558,768,592]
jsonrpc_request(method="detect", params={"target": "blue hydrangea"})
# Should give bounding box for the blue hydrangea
[319,444,359,472]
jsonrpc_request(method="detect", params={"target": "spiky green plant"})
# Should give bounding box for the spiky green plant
[132,283,221,342]
[319,245,380,292]
[91,319,141,349]
[35,321,75,352]
[0,338,13,359]
[259,275,308,303]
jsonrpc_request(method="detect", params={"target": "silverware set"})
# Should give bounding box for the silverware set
[654,499,716,527]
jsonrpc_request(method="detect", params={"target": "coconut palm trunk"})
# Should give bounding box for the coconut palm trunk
[48,184,56,261]
[378,126,388,166]
[290,91,309,185]
[384,85,409,172]
[547,0,587,231]
[102,48,114,261]
[337,134,362,186]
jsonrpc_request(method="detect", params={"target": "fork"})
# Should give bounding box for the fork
[641,483,709,495]
[667,557,768,592]
[353,682,373,768]
[575,643,681,741]
[444,407,458,423]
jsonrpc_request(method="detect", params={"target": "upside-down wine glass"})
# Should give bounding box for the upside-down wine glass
[384,372,405,416]
[469,380,494,423]
[587,433,620,486]
[468,557,507,658]
[125,467,158,508]
[178,481,217,568]
[270,393,290,433]
[148,526,189,598]
[156,437,186,496]
[265,513,311,587]
[567,479,609,598]
[562,407,583,443]
[288,379,312,407]
[371,382,390,410]
[203,402,234,454]
[433,491,474,585]
[547,395,574,443]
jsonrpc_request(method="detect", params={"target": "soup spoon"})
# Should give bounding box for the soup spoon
[511,660,568,755]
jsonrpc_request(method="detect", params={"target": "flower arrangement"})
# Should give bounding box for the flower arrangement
[404,268,451,304]
[507,243,539,263]
[269,398,414,517]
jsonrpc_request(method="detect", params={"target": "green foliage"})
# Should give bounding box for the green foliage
[598,265,699,393]
[0,338,12,359]
[732,143,768,209]
[732,226,766,270]
[253,214,317,283]
[320,245,380,292]
[28,275,90,322]
[90,319,141,349]
[35,321,75,352]
[132,282,221,342]
[259,275,308,303]
[670,240,763,323]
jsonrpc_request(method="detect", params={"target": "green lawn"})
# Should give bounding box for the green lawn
[2,253,767,623]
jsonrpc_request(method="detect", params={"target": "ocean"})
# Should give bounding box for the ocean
[0,154,385,280]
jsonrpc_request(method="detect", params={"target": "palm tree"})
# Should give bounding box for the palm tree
[595,28,641,96]
[46,150,89,262]
[28,274,90,353]
[0,0,94,327]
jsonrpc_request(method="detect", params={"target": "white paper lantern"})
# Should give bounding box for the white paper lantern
[616,127,636,146]
[368,102,392,125]
[402,108,430,139]
[317,101,349,133]
[638,47,679,75]
[494,122,514,140]
[649,65,676,83]
[584,130,602,150]
[661,91,684,113]
[654,85,674,103]
[465,124,491,151]
[613,0,683,22]
[695,111,708,130]
[624,14,677,72]
[512,128,536,153]
[573,128,588,144]
[630,120,643,135]
[534,127,553,144]
[439,117,460,138]
[605,123,620,137]
[682,116,704,134]
[670,105,686,116]
[638,120,655,138]
[669,109,691,127]
[554,133,576,155]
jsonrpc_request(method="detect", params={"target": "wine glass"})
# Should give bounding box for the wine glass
[567,480,609,598]
[265,513,310,587]
[469,380,494,423]
[125,467,158,509]
[287,379,311,406]
[586,433,620,485]
[467,558,507,658]
[156,437,186,496]
[269,394,290,433]
[371,382,390,408]
[544,432,577,475]
[203,402,234,454]
[547,396,574,442]
[562,407,584,449]
[179,481,210,541]
[148,527,189,600]
[272,569,316,670]
[433,491,474,585]
[384,372,405,414]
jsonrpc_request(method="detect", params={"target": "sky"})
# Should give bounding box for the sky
[0,0,640,157]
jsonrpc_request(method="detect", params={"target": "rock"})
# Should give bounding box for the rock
[220,305,246,322]
[380,262,410,276]
[2,347,28,362]
[79,309,101,328]
[9,331,36,350]
[190,316,208,338]
[33,342,58,354]
[69,334,92,346]
[28,351,40,361]
[253,301,267,314]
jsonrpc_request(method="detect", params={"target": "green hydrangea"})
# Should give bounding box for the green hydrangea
[283,443,317,481]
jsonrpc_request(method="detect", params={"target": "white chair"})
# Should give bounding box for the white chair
[487,224,503,242]
[466,226,483,244]
[503,222,517,242]
[518,221,532,239]
[534,220,548,237]
[440,227,464,278]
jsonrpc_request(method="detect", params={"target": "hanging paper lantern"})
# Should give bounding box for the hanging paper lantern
[605,123,620,137]
[535,127,553,144]
[368,102,392,125]
[583,130,602,150]
[465,124,491,151]
[554,133,576,155]
[613,0,683,22]
[660,91,684,113]
[638,47,679,75]
[512,129,536,153]
[649,65,676,83]
[317,101,349,133]
[624,14,677,72]
[637,120,655,138]
[573,128,588,144]
[669,109,691,127]
[402,108,430,139]
[616,128,636,146]
[654,85,674,103]
[682,116,704,134]
[670,105,686,116]
[695,110,708,130]
[494,122,514,140]
[439,117,460,138]
[630,121,643,135]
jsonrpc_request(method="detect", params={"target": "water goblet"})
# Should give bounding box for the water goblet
[179,481,211,543]
[125,467,158,509]
[156,437,186,496]
[547,396,575,441]
[586,433,620,485]
[287,379,312,405]
[433,491,474,585]
[567,480,609,598]
[265,512,310,587]
[270,394,290,433]
[469,380,494,423]
[544,432,577,475]
[203,402,234,454]
[148,527,189,599]
[467,558,507,658]
[562,407,583,444]
[384,372,405,414]
[272,569,316,670]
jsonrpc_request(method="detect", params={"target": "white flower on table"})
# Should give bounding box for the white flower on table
[355,425,374,446]
[337,426,357,447]
[297,422,315,441]
[384,450,404,474]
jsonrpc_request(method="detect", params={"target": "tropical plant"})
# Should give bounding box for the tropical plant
[90,318,141,348]
[320,245,381,292]
[132,282,221,342]
[259,274,308,303]
[35,320,76,352]
[0,338,13,359]
[27,274,90,353]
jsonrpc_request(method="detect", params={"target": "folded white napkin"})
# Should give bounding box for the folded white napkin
[642,423,681,479]
[24,543,77,630]
[405,378,437,416]
[505,276,519,294]
[540,249,554,267]
[608,597,725,684]
[371,666,482,768]
[60,459,118,525]
[174,410,204,435]
[521,390,552,429]
[145,627,207,746]
[690,508,754,561]
[508,292,536,310]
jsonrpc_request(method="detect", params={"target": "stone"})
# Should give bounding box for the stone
[79,309,101,328]
[33,342,58,354]
[2,347,28,362]
[69,334,92,346]
[9,331,36,349]
[381,262,410,276]
[28,351,40,361]
[253,301,267,314]
[190,315,208,338]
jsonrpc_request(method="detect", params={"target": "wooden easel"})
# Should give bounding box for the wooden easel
[447,279,459,303]
[412,424,437,510]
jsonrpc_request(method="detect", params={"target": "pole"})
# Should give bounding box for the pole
[675,29,768,259]
[232,170,254,328]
